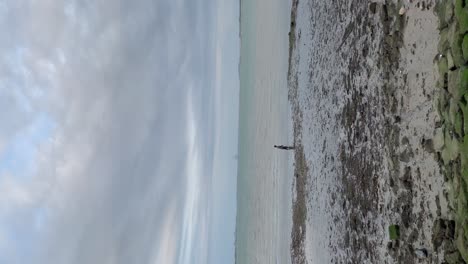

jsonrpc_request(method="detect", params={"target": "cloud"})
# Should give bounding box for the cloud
[0,0,221,263]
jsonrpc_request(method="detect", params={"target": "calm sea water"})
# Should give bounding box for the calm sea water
[236,0,293,263]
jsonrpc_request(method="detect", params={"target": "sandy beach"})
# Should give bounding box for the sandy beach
[288,0,467,263]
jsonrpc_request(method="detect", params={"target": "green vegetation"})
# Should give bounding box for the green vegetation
[388,225,400,240]
[455,0,468,33]
[435,1,468,262]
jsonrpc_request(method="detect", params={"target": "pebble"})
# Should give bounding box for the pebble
[415,248,428,258]
[399,7,406,15]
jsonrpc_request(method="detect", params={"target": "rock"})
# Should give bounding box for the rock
[463,35,468,62]
[463,166,468,186]
[449,99,460,126]
[387,240,399,250]
[399,7,406,15]
[438,27,450,53]
[452,32,465,67]
[448,69,461,100]
[446,1,454,24]
[435,1,448,29]
[447,49,455,70]
[438,56,449,81]
[434,127,445,151]
[459,103,468,135]
[446,220,456,239]
[414,248,428,259]
[433,219,447,249]
[386,241,393,251]
[453,169,461,196]
[369,2,377,14]
[456,228,468,262]
[459,67,468,97]
[455,111,463,137]
[445,251,462,264]
[442,130,459,164]
[422,138,435,153]
[458,183,468,209]
[455,0,468,33]
[447,179,458,209]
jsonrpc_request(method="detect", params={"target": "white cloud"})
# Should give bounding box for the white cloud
[0,0,221,263]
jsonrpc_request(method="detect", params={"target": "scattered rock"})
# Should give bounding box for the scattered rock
[438,27,450,53]
[438,56,448,80]
[448,69,461,100]
[399,7,406,15]
[447,50,455,71]
[433,128,445,151]
[451,33,465,67]
[419,1,425,10]
[414,248,428,259]
[369,2,377,14]
[399,148,413,163]
[446,1,454,24]
[463,35,468,62]
[432,219,447,249]
[422,138,434,153]
[445,220,456,239]
[445,251,462,264]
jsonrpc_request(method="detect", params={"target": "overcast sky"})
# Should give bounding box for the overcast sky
[0,0,239,263]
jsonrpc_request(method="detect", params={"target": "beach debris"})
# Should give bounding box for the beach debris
[399,7,406,15]
[414,248,428,259]
[433,53,443,65]
[388,225,400,240]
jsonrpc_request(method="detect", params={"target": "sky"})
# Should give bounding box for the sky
[0,0,239,263]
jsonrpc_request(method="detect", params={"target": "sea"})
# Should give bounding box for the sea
[235,0,293,263]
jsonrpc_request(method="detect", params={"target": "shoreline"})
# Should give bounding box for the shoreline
[287,0,463,263]
[288,0,309,263]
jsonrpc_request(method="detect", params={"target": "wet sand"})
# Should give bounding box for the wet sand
[288,0,459,263]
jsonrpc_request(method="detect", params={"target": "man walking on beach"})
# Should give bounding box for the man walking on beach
[274,145,295,150]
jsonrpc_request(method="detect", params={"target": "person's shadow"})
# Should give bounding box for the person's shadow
[274,145,295,150]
